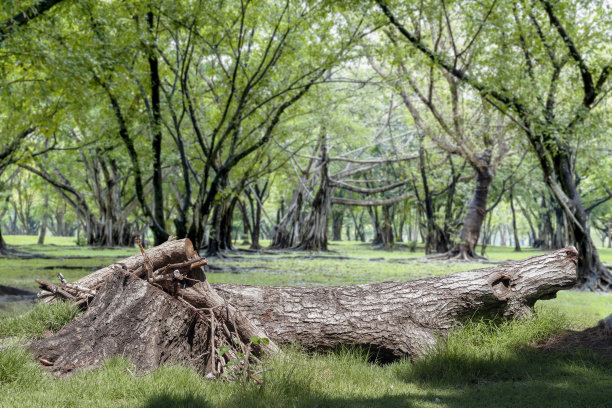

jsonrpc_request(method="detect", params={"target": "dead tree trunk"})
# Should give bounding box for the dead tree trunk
[38,239,197,302]
[211,247,578,359]
[33,270,213,375]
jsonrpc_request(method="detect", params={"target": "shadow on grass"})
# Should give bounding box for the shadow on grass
[144,394,211,408]
[394,348,612,407]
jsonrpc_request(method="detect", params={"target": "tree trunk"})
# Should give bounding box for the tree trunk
[32,261,277,376]
[33,270,213,375]
[296,133,331,251]
[213,247,578,359]
[510,186,521,252]
[439,162,493,260]
[37,242,577,364]
[549,148,612,289]
[331,209,344,241]
[37,213,47,245]
[0,224,8,254]
[239,200,251,244]
[379,204,394,247]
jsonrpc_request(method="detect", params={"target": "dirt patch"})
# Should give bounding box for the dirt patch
[535,324,612,359]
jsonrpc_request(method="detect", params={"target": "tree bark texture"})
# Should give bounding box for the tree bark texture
[212,247,578,359]
[32,270,212,375]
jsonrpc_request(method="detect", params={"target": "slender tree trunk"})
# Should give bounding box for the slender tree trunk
[147,11,166,246]
[380,205,394,247]
[0,224,8,253]
[445,162,493,259]
[250,198,262,250]
[239,201,251,244]
[38,213,47,245]
[552,206,565,249]
[480,210,493,256]
[331,209,343,241]
[510,186,521,252]
[370,206,383,245]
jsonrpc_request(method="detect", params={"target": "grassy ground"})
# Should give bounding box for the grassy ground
[0,235,610,407]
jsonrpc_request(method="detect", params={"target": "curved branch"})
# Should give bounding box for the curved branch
[0,0,66,43]
[330,178,412,194]
[331,192,413,207]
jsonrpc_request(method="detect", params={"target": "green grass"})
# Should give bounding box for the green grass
[0,238,610,407]
[0,311,609,407]
[0,301,81,339]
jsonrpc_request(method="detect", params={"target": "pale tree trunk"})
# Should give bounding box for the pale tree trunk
[213,247,578,359]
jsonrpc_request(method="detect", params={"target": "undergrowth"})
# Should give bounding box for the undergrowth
[395,307,575,384]
[0,307,609,407]
[0,301,80,339]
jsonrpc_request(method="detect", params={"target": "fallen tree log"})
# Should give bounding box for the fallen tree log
[210,247,578,359]
[38,238,197,301]
[34,245,578,372]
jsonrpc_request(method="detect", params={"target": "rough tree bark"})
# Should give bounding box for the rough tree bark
[296,131,332,251]
[37,241,577,368]
[33,271,212,375]
[212,247,578,359]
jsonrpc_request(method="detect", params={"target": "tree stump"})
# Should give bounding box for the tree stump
[32,270,212,375]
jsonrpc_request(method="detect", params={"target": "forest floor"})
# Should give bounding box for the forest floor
[0,235,610,407]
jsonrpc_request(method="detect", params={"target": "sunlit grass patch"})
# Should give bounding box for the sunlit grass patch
[0,301,80,339]
[395,307,570,384]
[0,346,45,388]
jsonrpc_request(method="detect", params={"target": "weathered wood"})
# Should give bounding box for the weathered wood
[32,270,212,375]
[35,279,78,302]
[182,280,280,356]
[210,247,578,359]
[39,238,197,300]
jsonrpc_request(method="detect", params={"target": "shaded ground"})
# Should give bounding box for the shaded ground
[536,324,612,360]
